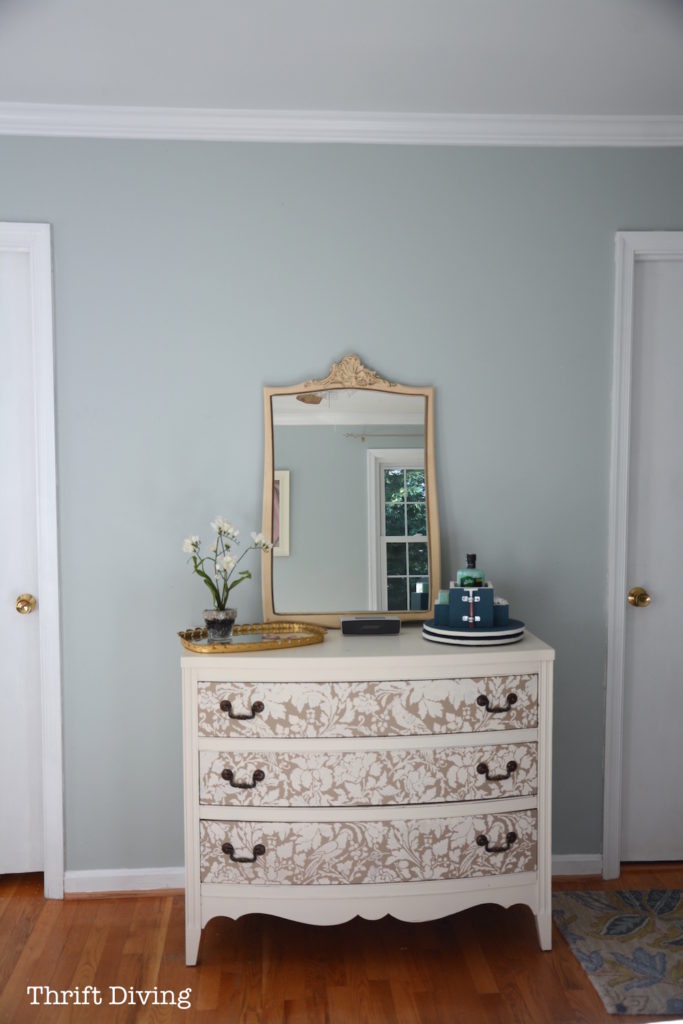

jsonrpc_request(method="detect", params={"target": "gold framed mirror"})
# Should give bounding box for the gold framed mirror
[261,355,440,628]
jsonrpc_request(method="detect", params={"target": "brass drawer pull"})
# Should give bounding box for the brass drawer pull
[476,760,518,782]
[476,693,518,714]
[222,842,266,864]
[221,768,265,789]
[476,831,517,854]
[219,699,265,720]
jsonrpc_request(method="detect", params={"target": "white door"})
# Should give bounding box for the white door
[0,224,63,895]
[620,253,683,861]
[0,246,43,871]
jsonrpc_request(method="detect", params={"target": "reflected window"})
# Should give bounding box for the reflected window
[367,450,429,611]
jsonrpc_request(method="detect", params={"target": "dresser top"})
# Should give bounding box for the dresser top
[181,624,554,678]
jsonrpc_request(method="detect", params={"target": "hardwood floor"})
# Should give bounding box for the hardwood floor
[1,866,681,1024]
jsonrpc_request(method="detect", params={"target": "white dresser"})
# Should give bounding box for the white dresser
[181,627,554,965]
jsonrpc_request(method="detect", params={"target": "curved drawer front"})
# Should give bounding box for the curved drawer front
[197,675,537,738]
[200,811,537,885]
[199,742,537,807]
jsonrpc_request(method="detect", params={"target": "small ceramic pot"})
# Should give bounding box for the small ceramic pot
[203,608,237,641]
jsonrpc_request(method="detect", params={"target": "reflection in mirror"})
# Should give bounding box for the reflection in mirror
[261,357,440,628]
[272,390,425,613]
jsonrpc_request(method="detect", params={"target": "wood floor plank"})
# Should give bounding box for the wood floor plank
[0,900,65,1024]
[386,980,424,1024]
[422,941,489,1024]
[0,874,47,993]
[332,920,373,1024]
[234,916,265,1024]
[0,875,21,928]
[366,978,402,1024]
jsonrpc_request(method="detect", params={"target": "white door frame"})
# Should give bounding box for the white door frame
[603,231,683,879]
[0,223,64,898]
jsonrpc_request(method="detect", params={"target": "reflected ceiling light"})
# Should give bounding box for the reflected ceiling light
[296,393,323,404]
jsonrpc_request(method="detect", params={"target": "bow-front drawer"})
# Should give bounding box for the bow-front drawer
[199,811,537,885]
[199,741,537,807]
[197,675,537,739]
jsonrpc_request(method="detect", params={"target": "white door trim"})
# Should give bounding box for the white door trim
[0,222,63,898]
[603,231,683,879]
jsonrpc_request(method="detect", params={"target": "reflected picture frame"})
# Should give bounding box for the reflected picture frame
[272,469,290,557]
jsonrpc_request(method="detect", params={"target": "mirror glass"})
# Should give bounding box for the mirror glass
[261,356,440,627]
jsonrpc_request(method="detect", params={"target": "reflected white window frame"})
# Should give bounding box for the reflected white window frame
[366,448,427,611]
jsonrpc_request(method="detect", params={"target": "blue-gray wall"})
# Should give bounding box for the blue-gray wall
[1,138,682,871]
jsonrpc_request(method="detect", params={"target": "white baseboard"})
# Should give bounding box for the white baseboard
[64,867,184,894]
[552,854,603,877]
[63,857,601,895]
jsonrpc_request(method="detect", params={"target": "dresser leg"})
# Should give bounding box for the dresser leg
[535,910,552,951]
[185,927,201,966]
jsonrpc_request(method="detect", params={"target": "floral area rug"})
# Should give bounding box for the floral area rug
[552,890,683,1016]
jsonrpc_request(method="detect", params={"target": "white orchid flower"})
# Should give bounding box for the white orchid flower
[250,531,273,550]
[211,516,239,539]
[218,553,236,573]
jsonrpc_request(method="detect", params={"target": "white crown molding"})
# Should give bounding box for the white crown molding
[1,102,683,146]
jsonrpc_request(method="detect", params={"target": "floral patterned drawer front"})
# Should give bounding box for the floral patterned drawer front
[197,675,537,738]
[199,742,537,807]
[199,811,537,885]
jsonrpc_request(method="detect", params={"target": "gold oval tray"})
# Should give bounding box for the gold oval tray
[178,621,326,654]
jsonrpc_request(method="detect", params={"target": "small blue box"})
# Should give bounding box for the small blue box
[449,586,494,629]
[410,590,430,611]
[493,600,510,626]
[434,602,451,627]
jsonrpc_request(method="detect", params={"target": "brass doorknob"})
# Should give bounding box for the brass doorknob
[15,593,36,615]
[627,587,651,608]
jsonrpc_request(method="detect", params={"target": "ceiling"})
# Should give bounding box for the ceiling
[1,0,682,117]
